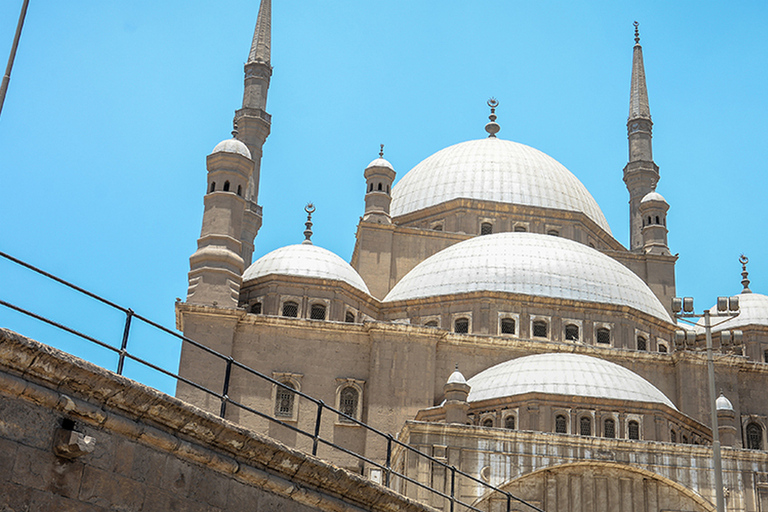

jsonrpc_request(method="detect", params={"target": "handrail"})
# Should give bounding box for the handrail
[0,250,544,512]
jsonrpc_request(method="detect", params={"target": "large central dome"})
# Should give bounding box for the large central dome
[390,138,611,234]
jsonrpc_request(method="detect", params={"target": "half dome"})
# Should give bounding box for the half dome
[383,232,672,323]
[466,353,677,410]
[389,138,611,234]
[243,244,370,295]
[212,138,251,159]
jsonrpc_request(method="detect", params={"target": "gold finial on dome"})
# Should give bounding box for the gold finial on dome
[740,254,752,293]
[302,203,316,245]
[485,98,500,138]
[379,144,384,158]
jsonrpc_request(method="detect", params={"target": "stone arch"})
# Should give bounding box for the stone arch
[473,461,715,512]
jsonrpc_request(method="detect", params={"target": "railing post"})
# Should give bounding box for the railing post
[116,309,133,375]
[507,493,511,512]
[450,465,456,512]
[385,434,393,488]
[219,357,233,418]
[312,400,324,456]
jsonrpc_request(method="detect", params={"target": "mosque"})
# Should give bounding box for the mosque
[175,1,768,510]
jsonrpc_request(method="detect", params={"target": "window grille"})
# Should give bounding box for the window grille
[547,229,559,236]
[555,415,567,433]
[628,420,640,440]
[747,423,763,450]
[345,311,355,323]
[505,415,515,430]
[580,416,591,436]
[282,301,298,318]
[604,419,615,438]
[659,344,668,353]
[310,304,326,320]
[275,382,295,417]
[637,336,647,351]
[596,328,611,344]
[532,320,547,338]
[339,387,359,423]
[483,418,494,428]
[513,225,527,232]
[565,324,579,341]
[764,350,768,363]
[500,318,515,334]
[250,302,262,315]
[454,318,469,334]
[670,429,676,443]
[480,222,493,235]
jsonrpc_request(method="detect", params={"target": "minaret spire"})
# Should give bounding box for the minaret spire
[235,0,273,267]
[623,21,660,251]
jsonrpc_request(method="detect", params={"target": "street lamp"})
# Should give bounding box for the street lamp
[672,296,741,512]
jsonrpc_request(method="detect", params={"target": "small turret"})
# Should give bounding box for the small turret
[187,129,254,307]
[443,365,470,425]
[363,145,396,224]
[638,189,670,255]
[716,392,738,447]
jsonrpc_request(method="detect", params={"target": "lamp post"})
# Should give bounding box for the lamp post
[672,296,741,512]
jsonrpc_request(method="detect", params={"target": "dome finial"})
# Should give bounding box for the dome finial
[232,120,239,139]
[302,203,316,245]
[485,98,500,138]
[633,21,640,45]
[740,254,752,293]
[379,144,384,158]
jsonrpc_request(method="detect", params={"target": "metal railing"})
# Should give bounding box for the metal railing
[0,250,543,512]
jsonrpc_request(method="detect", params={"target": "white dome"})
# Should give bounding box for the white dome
[716,393,734,411]
[641,191,667,204]
[366,157,394,170]
[383,233,672,323]
[389,138,611,234]
[243,244,370,295]
[467,353,677,410]
[447,369,467,385]
[212,138,251,159]
[699,292,768,331]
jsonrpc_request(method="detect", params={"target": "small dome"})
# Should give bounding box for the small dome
[467,353,677,410]
[699,292,768,331]
[447,369,467,385]
[716,393,734,411]
[243,244,370,295]
[212,138,251,159]
[390,138,611,234]
[383,233,672,323]
[640,191,667,204]
[366,157,394,170]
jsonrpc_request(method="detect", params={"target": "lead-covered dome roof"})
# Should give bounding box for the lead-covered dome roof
[383,232,672,322]
[389,138,611,234]
[243,244,370,295]
[467,353,677,410]
[699,292,768,331]
[212,138,251,159]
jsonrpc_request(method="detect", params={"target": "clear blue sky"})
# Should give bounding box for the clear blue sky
[1,1,766,394]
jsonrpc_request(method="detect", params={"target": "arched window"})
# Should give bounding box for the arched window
[565,324,579,341]
[377,182,382,191]
[747,423,763,450]
[310,303,326,320]
[514,225,527,233]
[659,344,668,353]
[628,420,640,440]
[345,311,355,323]
[647,216,652,225]
[505,415,516,430]
[637,335,647,351]
[682,435,688,444]
[555,415,567,433]
[670,429,676,443]
[580,416,592,436]
[223,180,230,192]
[368,183,373,192]
[454,318,469,334]
[655,215,660,224]
[482,418,494,428]
[386,184,390,194]
[339,386,359,423]
[275,381,296,417]
[480,222,493,235]
[500,318,515,335]
[547,229,559,236]
[209,181,216,193]
[432,224,443,231]
[250,302,262,315]
[532,320,548,338]
[604,419,615,438]
[596,327,611,344]
[237,184,242,196]
[282,301,299,318]
[424,320,438,328]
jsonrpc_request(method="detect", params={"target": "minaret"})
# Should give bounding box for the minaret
[234,0,272,266]
[363,145,396,224]
[623,22,660,251]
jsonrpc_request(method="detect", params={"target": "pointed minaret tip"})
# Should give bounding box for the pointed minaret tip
[629,21,651,121]
[248,0,271,65]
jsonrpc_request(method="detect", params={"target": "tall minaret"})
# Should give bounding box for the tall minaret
[234,0,272,266]
[623,22,660,252]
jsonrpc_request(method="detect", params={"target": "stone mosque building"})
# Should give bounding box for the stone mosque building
[175,1,768,511]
